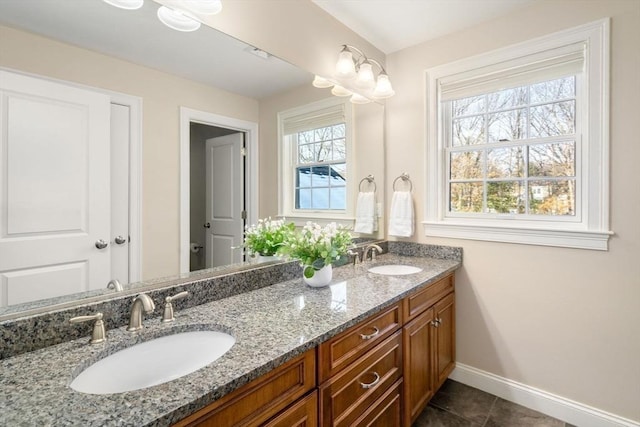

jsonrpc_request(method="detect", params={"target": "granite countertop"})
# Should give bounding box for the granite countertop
[0,253,460,426]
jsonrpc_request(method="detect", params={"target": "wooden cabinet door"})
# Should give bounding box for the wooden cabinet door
[433,292,456,390]
[402,307,436,427]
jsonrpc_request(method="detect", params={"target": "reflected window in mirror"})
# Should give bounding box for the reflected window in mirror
[279,98,354,223]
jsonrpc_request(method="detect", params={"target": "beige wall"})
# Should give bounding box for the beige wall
[0,25,259,280]
[385,0,640,420]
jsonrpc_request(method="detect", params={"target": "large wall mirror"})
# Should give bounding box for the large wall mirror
[0,0,385,319]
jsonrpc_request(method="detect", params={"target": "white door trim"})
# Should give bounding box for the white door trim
[179,107,259,274]
[0,66,142,284]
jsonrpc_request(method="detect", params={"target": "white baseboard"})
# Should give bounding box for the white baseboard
[450,363,640,427]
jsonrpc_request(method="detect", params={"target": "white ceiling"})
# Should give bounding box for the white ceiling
[312,0,536,54]
[0,0,311,99]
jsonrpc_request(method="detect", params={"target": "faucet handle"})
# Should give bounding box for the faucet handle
[347,249,361,266]
[70,312,106,344]
[162,291,189,323]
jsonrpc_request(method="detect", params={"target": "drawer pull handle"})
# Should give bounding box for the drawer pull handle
[359,371,380,389]
[359,326,380,340]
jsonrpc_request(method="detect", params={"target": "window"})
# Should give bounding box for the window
[447,76,577,217]
[425,19,611,250]
[278,98,353,222]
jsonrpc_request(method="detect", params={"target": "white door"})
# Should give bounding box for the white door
[205,133,244,267]
[0,71,111,307]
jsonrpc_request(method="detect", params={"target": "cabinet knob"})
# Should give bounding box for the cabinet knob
[359,371,380,389]
[359,326,380,340]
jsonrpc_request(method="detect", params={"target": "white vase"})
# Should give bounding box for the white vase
[303,264,333,288]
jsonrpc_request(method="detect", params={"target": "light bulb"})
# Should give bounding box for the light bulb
[372,74,395,99]
[331,85,352,97]
[355,61,375,90]
[312,75,334,88]
[157,6,201,32]
[185,0,222,15]
[102,0,144,10]
[350,93,371,104]
[335,49,356,79]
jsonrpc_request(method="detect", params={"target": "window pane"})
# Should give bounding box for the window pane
[311,166,330,186]
[298,143,314,164]
[530,101,575,137]
[452,115,484,146]
[330,164,346,185]
[487,147,524,178]
[311,188,330,209]
[530,76,575,104]
[487,86,528,111]
[529,142,575,177]
[528,180,575,216]
[450,182,483,213]
[487,181,524,214]
[332,138,346,161]
[296,167,311,188]
[296,188,311,209]
[314,126,331,142]
[299,130,313,144]
[488,108,527,142]
[451,151,483,179]
[453,96,485,117]
[332,124,345,138]
[316,142,332,162]
[330,186,346,210]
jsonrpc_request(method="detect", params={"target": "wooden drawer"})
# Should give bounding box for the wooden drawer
[174,349,315,427]
[319,330,403,427]
[263,390,318,427]
[353,378,403,427]
[318,302,402,382]
[403,274,454,322]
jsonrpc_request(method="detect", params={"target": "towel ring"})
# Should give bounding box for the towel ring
[393,173,413,192]
[359,175,376,192]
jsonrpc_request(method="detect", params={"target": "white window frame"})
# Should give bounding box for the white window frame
[424,19,612,250]
[278,97,354,225]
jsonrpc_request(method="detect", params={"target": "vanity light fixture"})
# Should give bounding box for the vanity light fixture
[102,0,222,32]
[314,44,395,104]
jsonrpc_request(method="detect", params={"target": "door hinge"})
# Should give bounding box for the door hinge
[240,147,247,156]
[241,210,247,220]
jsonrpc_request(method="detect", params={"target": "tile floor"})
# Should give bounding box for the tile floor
[414,380,576,427]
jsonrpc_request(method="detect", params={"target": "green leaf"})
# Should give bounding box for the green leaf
[303,265,315,278]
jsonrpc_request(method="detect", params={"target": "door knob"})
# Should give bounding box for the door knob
[95,239,108,249]
[204,222,211,228]
[114,235,127,245]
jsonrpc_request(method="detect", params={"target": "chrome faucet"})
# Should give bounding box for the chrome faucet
[127,293,155,332]
[364,244,383,262]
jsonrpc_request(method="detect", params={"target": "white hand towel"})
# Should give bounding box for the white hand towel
[354,191,377,234]
[388,191,414,237]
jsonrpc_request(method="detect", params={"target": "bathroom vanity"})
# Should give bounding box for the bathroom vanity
[0,243,461,426]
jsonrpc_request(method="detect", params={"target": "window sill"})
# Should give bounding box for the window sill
[422,220,613,250]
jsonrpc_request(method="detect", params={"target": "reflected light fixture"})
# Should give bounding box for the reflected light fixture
[102,0,222,32]
[313,44,395,104]
[102,0,143,10]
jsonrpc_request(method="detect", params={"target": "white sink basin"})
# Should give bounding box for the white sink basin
[70,330,235,394]
[368,265,423,276]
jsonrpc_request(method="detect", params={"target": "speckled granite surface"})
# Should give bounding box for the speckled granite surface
[0,261,302,359]
[0,251,460,427]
